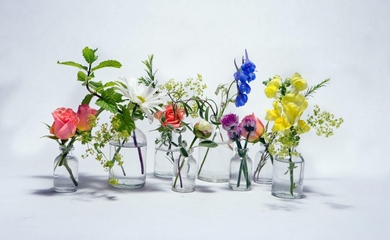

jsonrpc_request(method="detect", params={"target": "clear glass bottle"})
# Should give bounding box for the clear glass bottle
[53,146,79,193]
[229,148,252,191]
[197,127,233,182]
[272,152,305,199]
[172,149,197,193]
[108,128,147,189]
[253,143,273,184]
[154,130,182,178]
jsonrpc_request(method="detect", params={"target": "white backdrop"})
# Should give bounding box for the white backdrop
[1,0,389,239]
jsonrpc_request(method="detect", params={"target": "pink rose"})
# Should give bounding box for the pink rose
[50,107,79,140]
[76,104,98,131]
[155,104,185,129]
[241,113,265,143]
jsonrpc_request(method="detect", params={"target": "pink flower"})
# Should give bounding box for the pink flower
[50,108,79,140]
[240,113,265,143]
[220,113,239,131]
[76,104,98,131]
[155,104,185,129]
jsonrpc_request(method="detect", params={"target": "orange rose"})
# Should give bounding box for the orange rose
[240,113,265,143]
[155,104,185,129]
[76,104,98,131]
[50,107,79,140]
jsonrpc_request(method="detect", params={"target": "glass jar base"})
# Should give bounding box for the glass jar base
[272,191,302,199]
[172,187,195,193]
[53,187,77,193]
[229,186,251,191]
[197,175,229,183]
[154,171,172,179]
[108,179,145,189]
[254,178,272,185]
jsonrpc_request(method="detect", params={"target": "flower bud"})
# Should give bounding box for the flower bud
[193,120,213,139]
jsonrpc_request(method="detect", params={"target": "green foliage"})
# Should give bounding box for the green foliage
[57,61,87,71]
[139,55,158,88]
[82,47,98,64]
[91,60,122,71]
[305,79,330,98]
[198,140,218,148]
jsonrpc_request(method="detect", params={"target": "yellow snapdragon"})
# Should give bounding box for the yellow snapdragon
[264,75,282,98]
[290,72,308,91]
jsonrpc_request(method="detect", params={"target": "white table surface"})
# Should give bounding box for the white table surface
[1,157,388,240]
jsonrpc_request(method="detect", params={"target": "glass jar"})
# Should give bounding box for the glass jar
[53,146,79,193]
[172,149,197,193]
[108,128,147,189]
[229,148,252,191]
[271,152,305,199]
[197,127,233,182]
[253,143,273,184]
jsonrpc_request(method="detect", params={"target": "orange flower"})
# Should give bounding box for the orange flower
[240,113,265,143]
[76,104,98,131]
[155,104,185,129]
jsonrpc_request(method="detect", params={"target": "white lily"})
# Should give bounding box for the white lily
[115,77,163,123]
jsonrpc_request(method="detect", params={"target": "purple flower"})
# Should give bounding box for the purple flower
[240,116,257,133]
[220,113,239,131]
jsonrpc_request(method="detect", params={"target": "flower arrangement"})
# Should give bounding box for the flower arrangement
[44,105,98,188]
[43,46,343,197]
[56,48,163,187]
[261,73,344,196]
[220,113,264,190]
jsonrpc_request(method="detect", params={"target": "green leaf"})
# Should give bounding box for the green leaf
[114,108,136,134]
[88,81,104,92]
[82,47,98,64]
[81,94,94,105]
[91,60,122,71]
[180,147,189,158]
[199,140,218,148]
[95,96,118,113]
[205,106,210,121]
[57,61,88,71]
[77,71,87,82]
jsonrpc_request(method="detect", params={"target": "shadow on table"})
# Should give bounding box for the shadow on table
[264,179,354,211]
[30,173,172,200]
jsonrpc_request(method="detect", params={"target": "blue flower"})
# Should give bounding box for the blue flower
[235,92,248,107]
[239,82,251,94]
[233,49,256,107]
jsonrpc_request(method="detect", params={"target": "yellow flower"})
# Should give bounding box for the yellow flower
[281,93,308,125]
[273,116,291,132]
[290,72,308,91]
[265,101,282,121]
[297,120,310,134]
[264,85,279,98]
[264,75,282,98]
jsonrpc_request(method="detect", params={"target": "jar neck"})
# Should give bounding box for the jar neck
[59,145,74,154]
[235,148,248,156]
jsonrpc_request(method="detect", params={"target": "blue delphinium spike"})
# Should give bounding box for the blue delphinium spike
[235,92,248,107]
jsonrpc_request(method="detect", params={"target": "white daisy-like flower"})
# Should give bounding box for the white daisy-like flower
[115,77,164,123]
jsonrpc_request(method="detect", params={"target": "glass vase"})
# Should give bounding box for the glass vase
[271,152,305,199]
[172,150,197,193]
[108,128,147,189]
[53,146,79,193]
[154,130,182,178]
[229,148,252,191]
[197,127,233,182]
[154,143,180,178]
[253,144,273,184]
